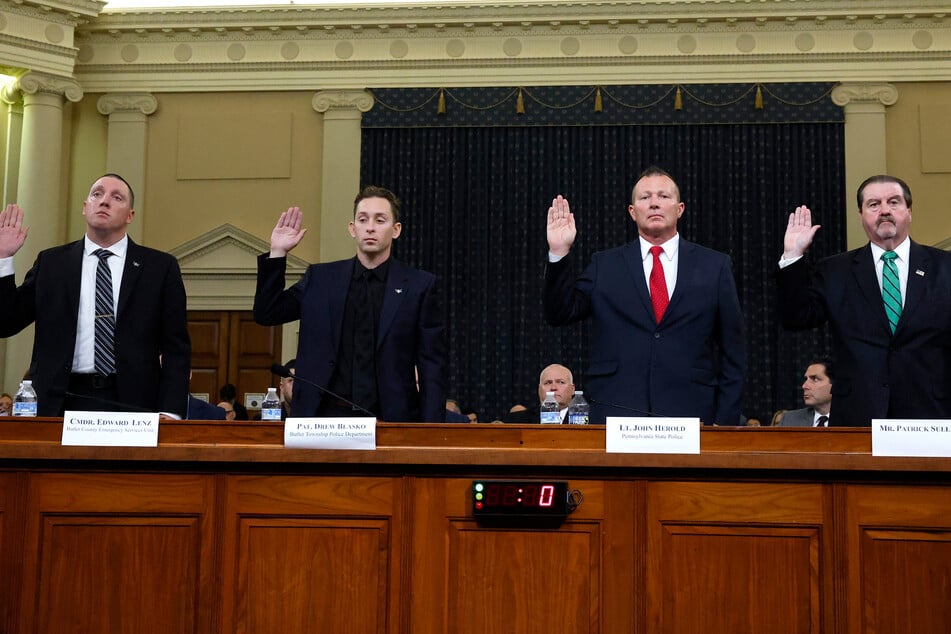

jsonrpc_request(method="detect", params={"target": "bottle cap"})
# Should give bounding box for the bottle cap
[546,391,554,396]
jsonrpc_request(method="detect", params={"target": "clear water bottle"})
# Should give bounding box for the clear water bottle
[260,387,282,421]
[540,391,561,424]
[567,390,590,425]
[13,380,38,417]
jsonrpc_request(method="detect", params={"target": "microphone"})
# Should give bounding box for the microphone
[61,390,154,413]
[586,395,668,418]
[270,364,376,418]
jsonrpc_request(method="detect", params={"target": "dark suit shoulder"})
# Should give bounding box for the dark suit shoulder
[34,239,84,260]
[389,258,437,284]
[678,238,733,264]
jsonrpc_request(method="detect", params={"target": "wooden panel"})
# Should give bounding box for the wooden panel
[448,524,599,634]
[186,311,282,412]
[846,485,951,634]
[17,473,215,634]
[187,311,228,399]
[410,477,634,634]
[647,481,829,634]
[221,475,400,634]
[0,473,15,633]
[229,312,281,411]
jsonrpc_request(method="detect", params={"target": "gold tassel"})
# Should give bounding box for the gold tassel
[674,85,683,111]
[516,88,525,114]
[594,87,603,113]
[437,88,446,115]
[754,84,764,110]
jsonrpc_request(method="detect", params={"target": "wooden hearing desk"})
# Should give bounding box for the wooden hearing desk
[0,418,949,634]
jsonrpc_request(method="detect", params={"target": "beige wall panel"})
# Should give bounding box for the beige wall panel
[886,82,951,247]
[143,91,323,261]
[176,112,292,180]
[919,104,951,174]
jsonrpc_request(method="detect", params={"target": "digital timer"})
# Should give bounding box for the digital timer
[472,480,569,518]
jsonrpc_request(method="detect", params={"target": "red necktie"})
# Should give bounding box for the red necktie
[649,246,669,323]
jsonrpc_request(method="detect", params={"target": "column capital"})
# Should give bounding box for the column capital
[9,72,83,103]
[312,89,374,114]
[832,82,898,107]
[97,93,158,116]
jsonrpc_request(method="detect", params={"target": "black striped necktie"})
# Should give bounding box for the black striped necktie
[93,249,116,376]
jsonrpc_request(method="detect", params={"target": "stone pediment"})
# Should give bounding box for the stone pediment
[170,223,308,277]
[169,223,308,311]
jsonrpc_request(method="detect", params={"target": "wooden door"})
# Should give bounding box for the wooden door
[187,311,281,412]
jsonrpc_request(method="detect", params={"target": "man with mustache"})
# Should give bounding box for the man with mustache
[777,174,951,426]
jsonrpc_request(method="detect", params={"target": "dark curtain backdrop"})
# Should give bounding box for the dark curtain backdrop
[360,89,845,423]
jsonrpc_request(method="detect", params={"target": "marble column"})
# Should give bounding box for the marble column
[832,82,899,249]
[312,90,374,263]
[0,71,82,394]
[97,93,159,244]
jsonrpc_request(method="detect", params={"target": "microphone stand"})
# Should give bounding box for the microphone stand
[270,364,376,418]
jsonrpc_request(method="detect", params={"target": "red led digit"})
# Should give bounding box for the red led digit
[485,485,499,506]
[539,485,555,507]
[502,485,519,506]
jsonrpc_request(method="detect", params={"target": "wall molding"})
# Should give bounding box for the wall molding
[63,1,951,92]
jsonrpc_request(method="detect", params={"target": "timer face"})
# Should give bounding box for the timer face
[472,480,568,517]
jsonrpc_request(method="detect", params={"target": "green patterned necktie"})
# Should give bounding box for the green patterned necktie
[881,250,901,334]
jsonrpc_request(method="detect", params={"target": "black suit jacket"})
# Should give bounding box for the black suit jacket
[545,239,746,425]
[254,255,447,423]
[0,238,191,417]
[777,241,951,426]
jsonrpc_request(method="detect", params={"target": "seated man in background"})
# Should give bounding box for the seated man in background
[0,393,11,416]
[779,356,834,427]
[186,370,226,420]
[219,383,249,420]
[279,358,296,420]
[445,398,470,423]
[504,363,576,423]
[216,401,236,421]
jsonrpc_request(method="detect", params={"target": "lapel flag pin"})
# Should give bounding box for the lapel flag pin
[916,269,924,276]
[395,288,403,294]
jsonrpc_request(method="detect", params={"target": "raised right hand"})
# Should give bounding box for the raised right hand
[546,195,576,258]
[0,204,28,259]
[269,206,306,258]
[782,205,820,260]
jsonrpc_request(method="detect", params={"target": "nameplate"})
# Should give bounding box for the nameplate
[606,417,701,454]
[62,411,160,447]
[284,417,376,450]
[872,419,951,457]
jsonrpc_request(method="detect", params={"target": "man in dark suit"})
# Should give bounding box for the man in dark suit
[777,174,951,427]
[544,166,746,425]
[254,186,446,422]
[779,356,834,427]
[0,174,191,417]
[504,363,576,424]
